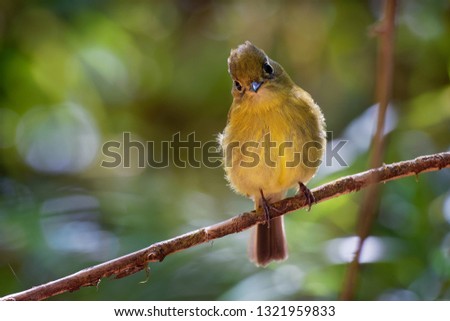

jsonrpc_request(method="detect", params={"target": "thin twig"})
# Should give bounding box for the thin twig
[1,152,449,301]
[340,0,397,300]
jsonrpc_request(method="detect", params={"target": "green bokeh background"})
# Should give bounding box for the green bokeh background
[0,0,449,300]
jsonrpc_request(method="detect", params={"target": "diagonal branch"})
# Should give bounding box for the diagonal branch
[1,152,449,301]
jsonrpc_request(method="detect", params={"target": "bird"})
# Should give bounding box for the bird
[219,41,326,266]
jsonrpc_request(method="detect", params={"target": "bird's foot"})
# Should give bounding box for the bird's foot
[259,189,283,227]
[297,182,316,211]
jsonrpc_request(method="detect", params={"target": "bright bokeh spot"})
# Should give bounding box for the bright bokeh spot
[15,102,100,174]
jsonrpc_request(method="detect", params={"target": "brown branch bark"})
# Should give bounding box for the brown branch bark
[1,152,449,301]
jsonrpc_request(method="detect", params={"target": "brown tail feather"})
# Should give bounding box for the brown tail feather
[249,193,288,267]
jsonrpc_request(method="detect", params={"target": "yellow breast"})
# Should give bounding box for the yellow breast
[221,87,324,197]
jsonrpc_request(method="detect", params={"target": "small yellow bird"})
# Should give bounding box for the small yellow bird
[220,41,326,266]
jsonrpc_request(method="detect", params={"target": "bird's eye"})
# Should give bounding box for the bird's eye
[234,80,243,91]
[263,62,274,75]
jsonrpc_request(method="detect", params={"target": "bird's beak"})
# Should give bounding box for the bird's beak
[250,81,262,92]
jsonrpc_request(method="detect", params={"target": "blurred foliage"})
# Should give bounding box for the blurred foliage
[0,0,449,300]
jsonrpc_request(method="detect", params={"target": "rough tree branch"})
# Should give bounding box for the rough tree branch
[1,152,449,301]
